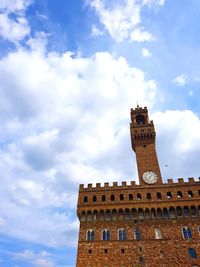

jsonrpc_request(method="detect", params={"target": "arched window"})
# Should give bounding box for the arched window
[102,195,106,202]
[134,228,141,240]
[87,229,94,241]
[120,194,124,201]
[188,190,193,197]
[188,248,197,258]
[102,229,110,241]
[119,229,126,240]
[137,193,142,200]
[93,195,97,202]
[147,193,151,200]
[136,114,145,125]
[157,192,162,199]
[83,196,88,203]
[182,227,192,239]
[155,228,162,239]
[177,191,183,198]
[111,194,115,201]
[167,192,172,199]
[129,194,133,200]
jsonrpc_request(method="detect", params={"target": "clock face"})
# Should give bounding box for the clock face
[142,171,157,184]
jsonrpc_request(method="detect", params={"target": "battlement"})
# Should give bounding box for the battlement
[131,106,148,114]
[79,177,200,191]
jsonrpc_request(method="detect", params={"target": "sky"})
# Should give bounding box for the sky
[0,0,200,266]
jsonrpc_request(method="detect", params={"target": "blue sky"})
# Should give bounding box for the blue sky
[0,0,200,266]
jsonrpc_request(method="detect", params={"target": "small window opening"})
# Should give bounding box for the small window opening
[121,248,125,253]
[93,195,97,202]
[137,193,142,200]
[188,190,193,197]
[147,193,151,200]
[157,192,162,199]
[167,192,172,199]
[84,196,88,203]
[120,194,124,201]
[111,194,115,201]
[104,249,108,253]
[88,249,92,254]
[177,191,183,198]
[129,194,133,200]
[102,195,106,202]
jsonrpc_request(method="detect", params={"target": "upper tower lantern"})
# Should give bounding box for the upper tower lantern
[130,105,162,185]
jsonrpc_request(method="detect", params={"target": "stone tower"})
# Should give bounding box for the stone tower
[76,106,200,267]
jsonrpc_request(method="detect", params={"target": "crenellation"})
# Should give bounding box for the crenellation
[178,178,184,183]
[113,182,118,188]
[167,178,173,184]
[188,177,194,183]
[88,183,92,188]
[96,183,101,188]
[104,182,109,188]
[122,181,127,187]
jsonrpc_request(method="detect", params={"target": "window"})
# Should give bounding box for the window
[83,196,88,203]
[119,229,126,240]
[167,192,172,199]
[87,230,94,241]
[177,191,183,198]
[121,248,125,253]
[147,193,151,200]
[102,195,106,202]
[160,251,165,259]
[129,194,133,200]
[104,249,108,253]
[134,228,141,240]
[157,192,162,199]
[182,227,192,240]
[102,229,110,241]
[188,190,193,197]
[155,228,163,239]
[93,195,97,202]
[111,194,115,201]
[137,193,142,200]
[188,248,197,258]
[88,249,92,254]
[120,194,124,201]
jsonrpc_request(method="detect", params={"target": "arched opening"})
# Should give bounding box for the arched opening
[138,208,144,219]
[169,207,176,218]
[157,192,162,199]
[118,229,126,240]
[80,211,86,221]
[136,114,145,125]
[93,210,98,221]
[105,210,111,221]
[188,248,197,258]
[163,208,169,219]
[177,191,183,198]
[83,196,88,203]
[87,229,94,241]
[191,206,197,217]
[129,193,133,200]
[157,208,162,219]
[183,206,190,217]
[119,209,124,220]
[132,208,137,219]
[125,209,131,220]
[93,195,97,202]
[176,206,183,217]
[112,209,118,220]
[99,210,105,221]
[87,210,93,221]
[147,193,151,200]
[151,208,156,219]
[167,192,172,199]
[120,194,124,201]
[144,208,150,219]
[134,228,141,240]
[137,193,142,200]
[188,190,193,197]
[102,229,110,241]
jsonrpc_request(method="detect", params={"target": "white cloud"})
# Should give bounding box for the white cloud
[142,48,152,57]
[13,250,55,267]
[0,45,157,248]
[88,0,164,42]
[0,0,32,43]
[91,25,104,36]
[173,74,187,87]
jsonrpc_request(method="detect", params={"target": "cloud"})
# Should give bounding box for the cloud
[13,250,55,267]
[0,0,32,43]
[173,74,187,87]
[88,0,164,42]
[91,25,104,36]
[142,48,152,57]
[0,44,157,248]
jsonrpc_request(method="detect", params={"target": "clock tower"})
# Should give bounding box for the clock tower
[130,105,162,185]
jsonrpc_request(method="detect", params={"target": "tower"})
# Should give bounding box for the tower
[130,105,162,185]
[76,106,200,267]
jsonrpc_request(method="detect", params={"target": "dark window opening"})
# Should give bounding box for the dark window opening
[135,228,141,240]
[139,256,143,263]
[177,191,183,198]
[102,195,106,202]
[111,194,115,201]
[182,227,192,239]
[129,194,133,200]
[121,249,125,253]
[137,193,142,200]
[103,230,110,241]
[147,193,151,200]
[188,248,197,258]
[119,229,126,241]
[136,114,145,125]
[167,192,172,199]
[88,249,92,254]
[93,195,97,202]
[157,192,162,199]
[83,196,88,203]
[120,194,124,201]
[188,190,193,197]
[104,249,108,253]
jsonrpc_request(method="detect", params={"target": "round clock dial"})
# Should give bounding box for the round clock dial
[142,171,157,184]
